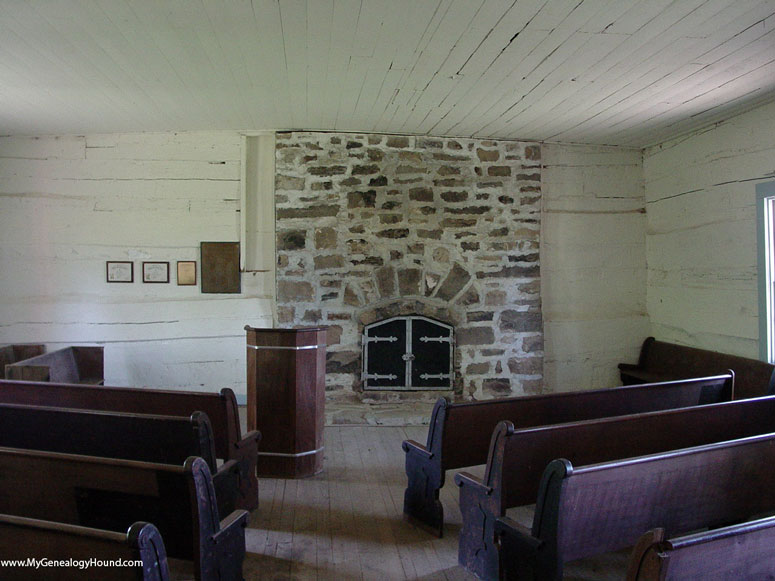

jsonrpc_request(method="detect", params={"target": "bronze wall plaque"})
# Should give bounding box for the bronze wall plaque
[200,242,240,293]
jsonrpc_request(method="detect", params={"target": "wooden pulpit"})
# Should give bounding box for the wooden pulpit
[245,326,326,478]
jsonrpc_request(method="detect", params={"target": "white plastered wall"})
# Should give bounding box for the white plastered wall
[0,131,274,396]
[541,143,649,390]
[644,100,775,358]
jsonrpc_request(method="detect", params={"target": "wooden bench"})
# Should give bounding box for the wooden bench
[0,515,170,581]
[619,336,775,399]
[403,374,734,536]
[0,448,247,581]
[626,518,775,580]
[0,379,260,511]
[4,346,104,384]
[494,434,775,581]
[0,344,45,379]
[454,394,775,580]
[0,403,240,519]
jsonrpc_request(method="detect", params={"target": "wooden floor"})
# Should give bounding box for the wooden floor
[243,425,475,581]
[239,425,627,581]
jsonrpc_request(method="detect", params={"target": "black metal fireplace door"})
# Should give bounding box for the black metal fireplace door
[362,315,453,391]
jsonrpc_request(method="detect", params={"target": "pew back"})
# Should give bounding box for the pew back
[455,395,775,580]
[626,519,775,580]
[4,346,103,384]
[0,448,247,581]
[0,516,169,581]
[0,380,240,461]
[0,379,260,511]
[441,374,732,469]
[404,374,733,536]
[620,336,775,399]
[497,395,775,509]
[496,434,775,580]
[0,403,217,469]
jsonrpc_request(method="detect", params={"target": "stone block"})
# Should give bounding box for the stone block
[277,229,306,250]
[315,227,337,249]
[476,148,500,162]
[483,378,512,397]
[376,229,409,239]
[499,310,542,333]
[314,255,345,270]
[466,362,490,374]
[457,326,495,345]
[436,263,471,301]
[508,356,543,375]
[488,166,512,176]
[276,174,306,190]
[398,268,422,296]
[277,205,339,219]
[352,164,380,175]
[441,190,468,202]
[308,165,347,176]
[386,136,410,148]
[409,187,433,202]
[277,280,315,303]
[347,190,376,208]
[376,266,396,297]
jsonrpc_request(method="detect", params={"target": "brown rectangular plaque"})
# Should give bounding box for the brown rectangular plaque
[201,242,240,293]
[245,326,326,478]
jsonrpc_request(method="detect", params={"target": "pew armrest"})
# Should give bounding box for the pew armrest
[402,439,433,460]
[235,429,261,450]
[454,471,492,495]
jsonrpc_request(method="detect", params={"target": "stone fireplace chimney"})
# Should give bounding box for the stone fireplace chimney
[274,132,543,405]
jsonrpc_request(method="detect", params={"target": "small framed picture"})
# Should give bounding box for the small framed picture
[177,261,197,286]
[106,261,134,283]
[142,261,170,283]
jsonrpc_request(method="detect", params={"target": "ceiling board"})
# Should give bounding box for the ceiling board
[0,0,773,147]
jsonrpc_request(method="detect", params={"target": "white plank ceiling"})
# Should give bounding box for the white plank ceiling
[0,0,773,147]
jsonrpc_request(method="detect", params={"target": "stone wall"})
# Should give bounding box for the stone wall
[274,132,542,403]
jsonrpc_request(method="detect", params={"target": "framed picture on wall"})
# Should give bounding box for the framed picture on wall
[106,261,134,283]
[142,261,170,283]
[177,261,197,285]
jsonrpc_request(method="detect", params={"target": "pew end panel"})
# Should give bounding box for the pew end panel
[402,397,449,536]
[231,426,261,512]
[188,457,249,581]
[494,459,575,581]
[0,516,170,581]
[455,420,516,581]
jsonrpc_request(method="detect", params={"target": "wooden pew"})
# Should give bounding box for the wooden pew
[0,344,45,379]
[0,449,247,581]
[494,434,775,581]
[454,394,775,581]
[402,374,734,536]
[4,346,104,384]
[0,403,240,519]
[0,515,170,581]
[626,519,775,580]
[0,379,260,511]
[619,336,775,399]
